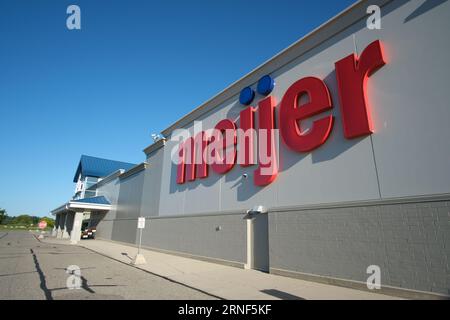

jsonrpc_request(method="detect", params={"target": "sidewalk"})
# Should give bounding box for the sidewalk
[42,236,401,300]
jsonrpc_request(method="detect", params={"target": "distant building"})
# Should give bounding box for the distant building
[51,155,135,240]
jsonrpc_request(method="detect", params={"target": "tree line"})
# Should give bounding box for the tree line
[0,208,54,228]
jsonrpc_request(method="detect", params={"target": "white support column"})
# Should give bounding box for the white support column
[245,218,254,270]
[56,213,63,238]
[52,214,59,237]
[62,212,70,239]
[70,211,84,244]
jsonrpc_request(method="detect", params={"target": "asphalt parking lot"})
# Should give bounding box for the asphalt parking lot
[0,231,216,300]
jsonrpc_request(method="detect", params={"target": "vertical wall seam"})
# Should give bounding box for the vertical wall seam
[353,33,382,199]
[219,175,222,211]
[369,135,383,199]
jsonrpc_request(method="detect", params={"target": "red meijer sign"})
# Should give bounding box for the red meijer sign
[176,40,386,187]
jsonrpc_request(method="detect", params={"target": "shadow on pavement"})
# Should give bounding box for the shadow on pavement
[261,289,305,300]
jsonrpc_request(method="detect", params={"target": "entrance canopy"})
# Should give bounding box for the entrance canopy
[51,196,111,215]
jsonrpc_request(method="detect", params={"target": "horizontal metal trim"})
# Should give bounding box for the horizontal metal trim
[51,204,67,215]
[100,210,245,222]
[160,0,393,137]
[100,194,450,220]
[119,162,148,180]
[147,210,245,220]
[270,268,449,300]
[67,202,111,210]
[99,218,135,222]
[269,193,450,214]
[143,138,166,156]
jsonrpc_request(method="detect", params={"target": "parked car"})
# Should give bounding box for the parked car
[80,222,96,239]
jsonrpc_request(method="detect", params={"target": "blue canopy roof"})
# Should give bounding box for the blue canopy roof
[71,196,111,205]
[73,155,136,182]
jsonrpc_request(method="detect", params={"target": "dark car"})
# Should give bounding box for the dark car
[80,222,96,239]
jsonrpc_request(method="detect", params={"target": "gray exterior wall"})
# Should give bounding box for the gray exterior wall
[269,198,450,296]
[95,219,114,240]
[348,0,450,199]
[140,148,164,217]
[139,213,246,265]
[157,0,450,216]
[110,171,145,244]
[94,177,121,240]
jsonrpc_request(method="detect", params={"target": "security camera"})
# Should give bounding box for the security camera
[242,173,248,179]
[151,133,164,143]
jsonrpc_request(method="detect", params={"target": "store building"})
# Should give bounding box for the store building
[51,155,136,243]
[51,0,450,298]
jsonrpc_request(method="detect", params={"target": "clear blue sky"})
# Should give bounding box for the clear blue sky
[0,0,355,217]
